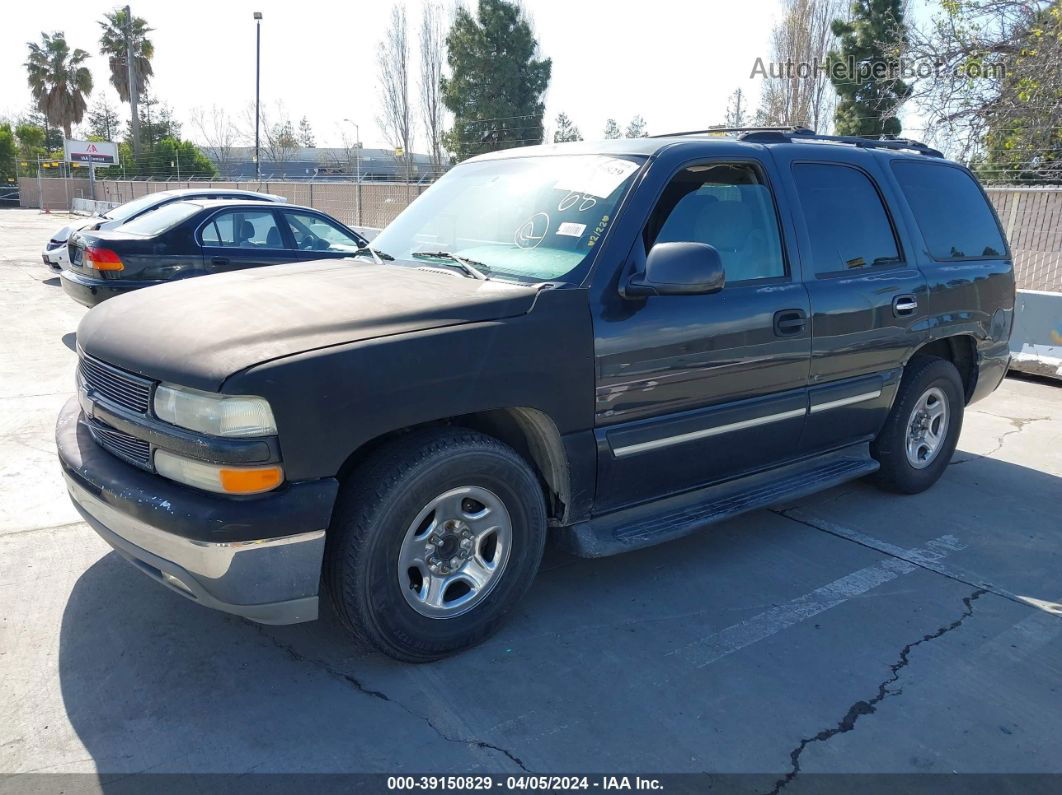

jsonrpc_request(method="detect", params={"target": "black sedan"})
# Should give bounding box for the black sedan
[60,200,369,307]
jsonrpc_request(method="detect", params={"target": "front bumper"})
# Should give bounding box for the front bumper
[57,397,339,624]
[58,269,162,308]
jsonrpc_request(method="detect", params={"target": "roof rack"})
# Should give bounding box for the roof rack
[652,126,943,158]
[650,125,815,138]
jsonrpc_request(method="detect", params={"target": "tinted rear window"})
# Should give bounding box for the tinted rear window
[117,202,201,235]
[792,163,901,274]
[892,162,1007,260]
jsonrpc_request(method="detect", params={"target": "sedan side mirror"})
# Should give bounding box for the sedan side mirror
[623,241,725,298]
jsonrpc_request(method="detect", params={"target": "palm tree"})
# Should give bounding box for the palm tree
[98,9,154,103]
[24,32,93,140]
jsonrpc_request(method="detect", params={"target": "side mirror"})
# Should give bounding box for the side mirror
[623,241,725,298]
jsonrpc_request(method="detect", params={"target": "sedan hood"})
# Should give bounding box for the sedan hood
[77,261,539,391]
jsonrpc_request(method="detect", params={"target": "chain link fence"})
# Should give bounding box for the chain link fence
[15,176,1062,292]
[18,175,434,230]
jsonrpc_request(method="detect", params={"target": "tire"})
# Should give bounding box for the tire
[870,356,965,494]
[324,427,547,662]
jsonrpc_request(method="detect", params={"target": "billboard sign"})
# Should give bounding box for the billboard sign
[63,139,119,165]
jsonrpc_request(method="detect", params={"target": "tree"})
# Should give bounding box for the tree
[0,124,16,182]
[24,32,93,139]
[297,116,315,148]
[378,4,414,180]
[442,0,552,161]
[905,0,1060,178]
[829,0,912,136]
[136,93,181,149]
[979,3,1062,182]
[553,112,583,143]
[98,8,153,154]
[15,123,46,161]
[603,118,621,139]
[190,105,240,170]
[419,0,447,173]
[625,114,648,138]
[87,96,122,140]
[725,88,749,127]
[755,0,842,132]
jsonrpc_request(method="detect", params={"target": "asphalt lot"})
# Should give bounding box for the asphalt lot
[1,207,1061,785]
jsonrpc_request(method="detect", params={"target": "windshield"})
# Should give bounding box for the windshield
[117,201,201,235]
[368,154,645,284]
[104,191,176,222]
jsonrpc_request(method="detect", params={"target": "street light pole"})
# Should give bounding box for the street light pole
[254,11,262,182]
[343,118,362,226]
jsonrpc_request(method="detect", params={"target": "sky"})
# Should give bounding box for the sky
[0,0,927,151]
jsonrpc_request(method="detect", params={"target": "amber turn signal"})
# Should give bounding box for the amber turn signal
[219,466,284,494]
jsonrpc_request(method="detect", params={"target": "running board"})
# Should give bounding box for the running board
[557,444,879,558]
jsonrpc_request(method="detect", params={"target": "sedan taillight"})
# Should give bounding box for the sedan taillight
[84,246,124,271]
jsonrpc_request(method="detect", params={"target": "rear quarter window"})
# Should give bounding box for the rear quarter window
[892,162,1007,261]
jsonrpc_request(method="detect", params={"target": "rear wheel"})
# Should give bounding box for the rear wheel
[870,356,965,494]
[325,428,546,662]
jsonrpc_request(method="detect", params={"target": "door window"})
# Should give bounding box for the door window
[282,211,363,253]
[891,162,1006,260]
[201,210,285,249]
[792,163,901,275]
[645,163,786,282]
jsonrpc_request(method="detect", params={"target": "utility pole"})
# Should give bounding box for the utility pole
[343,118,361,225]
[254,12,262,182]
[125,5,140,158]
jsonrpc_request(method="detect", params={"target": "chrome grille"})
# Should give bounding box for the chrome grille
[79,355,153,414]
[87,419,152,470]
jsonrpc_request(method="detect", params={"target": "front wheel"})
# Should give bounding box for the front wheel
[325,428,547,662]
[870,356,965,494]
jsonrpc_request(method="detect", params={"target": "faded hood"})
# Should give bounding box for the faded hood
[77,260,539,390]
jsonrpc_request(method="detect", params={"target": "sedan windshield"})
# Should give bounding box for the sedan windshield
[367,154,645,284]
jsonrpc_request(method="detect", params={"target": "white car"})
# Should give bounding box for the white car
[42,188,286,272]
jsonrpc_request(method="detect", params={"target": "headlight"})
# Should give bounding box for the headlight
[154,449,284,495]
[153,383,277,437]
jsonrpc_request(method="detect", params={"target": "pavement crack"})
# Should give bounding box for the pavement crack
[249,624,530,772]
[764,588,986,795]
[951,415,1051,465]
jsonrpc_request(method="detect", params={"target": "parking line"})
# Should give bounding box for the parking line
[669,534,965,668]
[781,507,1030,607]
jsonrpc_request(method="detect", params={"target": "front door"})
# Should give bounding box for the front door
[280,209,366,261]
[770,148,930,454]
[198,208,295,274]
[592,159,812,513]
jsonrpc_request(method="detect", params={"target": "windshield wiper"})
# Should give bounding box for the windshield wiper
[411,251,489,280]
[353,244,394,264]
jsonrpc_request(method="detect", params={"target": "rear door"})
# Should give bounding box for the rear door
[280,210,365,261]
[198,207,297,273]
[770,146,929,454]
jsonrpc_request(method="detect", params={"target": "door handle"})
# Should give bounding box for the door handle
[893,294,918,316]
[211,256,230,266]
[773,309,807,336]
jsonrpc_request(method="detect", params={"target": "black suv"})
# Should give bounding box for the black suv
[57,129,1014,661]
